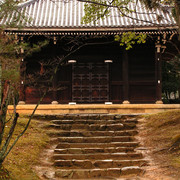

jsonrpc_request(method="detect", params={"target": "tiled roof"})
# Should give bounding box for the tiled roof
[1,0,178,32]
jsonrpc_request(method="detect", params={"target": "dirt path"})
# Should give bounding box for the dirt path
[136,118,180,180]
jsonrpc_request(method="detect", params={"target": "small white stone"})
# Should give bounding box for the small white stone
[69,102,76,105]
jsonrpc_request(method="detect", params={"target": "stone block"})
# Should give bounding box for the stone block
[56,143,70,149]
[68,148,83,154]
[106,168,120,177]
[123,123,136,129]
[55,170,73,178]
[72,160,93,169]
[115,115,122,119]
[90,169,107,178]
[120,166,142,175]
[54,160,73,167]
[94,160,113,168]
[72,170,88,178]
[108,124,124,131]
[54,149,67,154]
[100,114,115,120]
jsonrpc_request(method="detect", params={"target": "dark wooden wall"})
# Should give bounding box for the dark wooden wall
[57,66,72,103]
[23,38,156,104]
[128,44,156,103]
[110,57,123,103]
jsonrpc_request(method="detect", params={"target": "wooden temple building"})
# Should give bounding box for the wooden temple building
[1,0,179,106]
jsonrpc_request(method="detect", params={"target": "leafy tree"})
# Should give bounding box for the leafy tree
[77,0,180,48]
[162,56,180,102]
[78,0,179,28]
[114,32,147,50]
[0,0,50,167]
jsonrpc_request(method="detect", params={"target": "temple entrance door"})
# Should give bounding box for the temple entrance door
[72,63,109,103]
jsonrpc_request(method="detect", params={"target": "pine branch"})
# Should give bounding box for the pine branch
[0,112,19,163]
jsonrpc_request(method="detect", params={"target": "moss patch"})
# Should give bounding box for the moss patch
[0,116,49,180]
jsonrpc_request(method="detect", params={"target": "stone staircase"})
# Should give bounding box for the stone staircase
[47,114,148,179]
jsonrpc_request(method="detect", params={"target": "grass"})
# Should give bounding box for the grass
[143,110,180,171]
[0,115,50,180]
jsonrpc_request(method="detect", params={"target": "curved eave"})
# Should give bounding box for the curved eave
[4,25,179,35]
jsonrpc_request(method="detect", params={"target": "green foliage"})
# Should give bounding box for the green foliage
[24,40,49,57]
[115,32,146,50]
[81,0,132,24]
[0,166,10,180]
[161,0,174,5]
[0,0,50,167]
[0,34,20,96]
[162,58,180,100]
[82,0,110,24]
[81,0,176,24]
[0,0,19,28]
[0,0,28,91]
[80,0,179,47]
[141,0,160,9]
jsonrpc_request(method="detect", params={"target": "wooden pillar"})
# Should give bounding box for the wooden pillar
[19,59,26,104]
[107,62,112,103]
[51,74,58,104]
[18,36,26,105]
[51,39,58,104]
[122,49,130,104]
[155,37,163,104]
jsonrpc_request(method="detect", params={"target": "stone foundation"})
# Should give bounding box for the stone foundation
[8,104,180,115]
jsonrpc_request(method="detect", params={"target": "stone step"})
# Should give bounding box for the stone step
[56,142,139,149]
[48,123,136,130]
[51,119,138,125]
[54,159,148,168]
[47,130,138,137]
[32,114,138,120]
[49,114,117,120]
[53,152,143,160]
[59,114,117,120]
[43,114,146,178]
[55,166,143,178]
[57,136,134,143]
[54,146,135,154]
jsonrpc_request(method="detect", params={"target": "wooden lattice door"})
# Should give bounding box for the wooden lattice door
[72,63,109,103]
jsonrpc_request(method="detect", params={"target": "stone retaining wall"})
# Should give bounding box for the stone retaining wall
[8,104,180,115]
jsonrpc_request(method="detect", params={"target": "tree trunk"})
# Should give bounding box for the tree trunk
[0,81,10,145]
